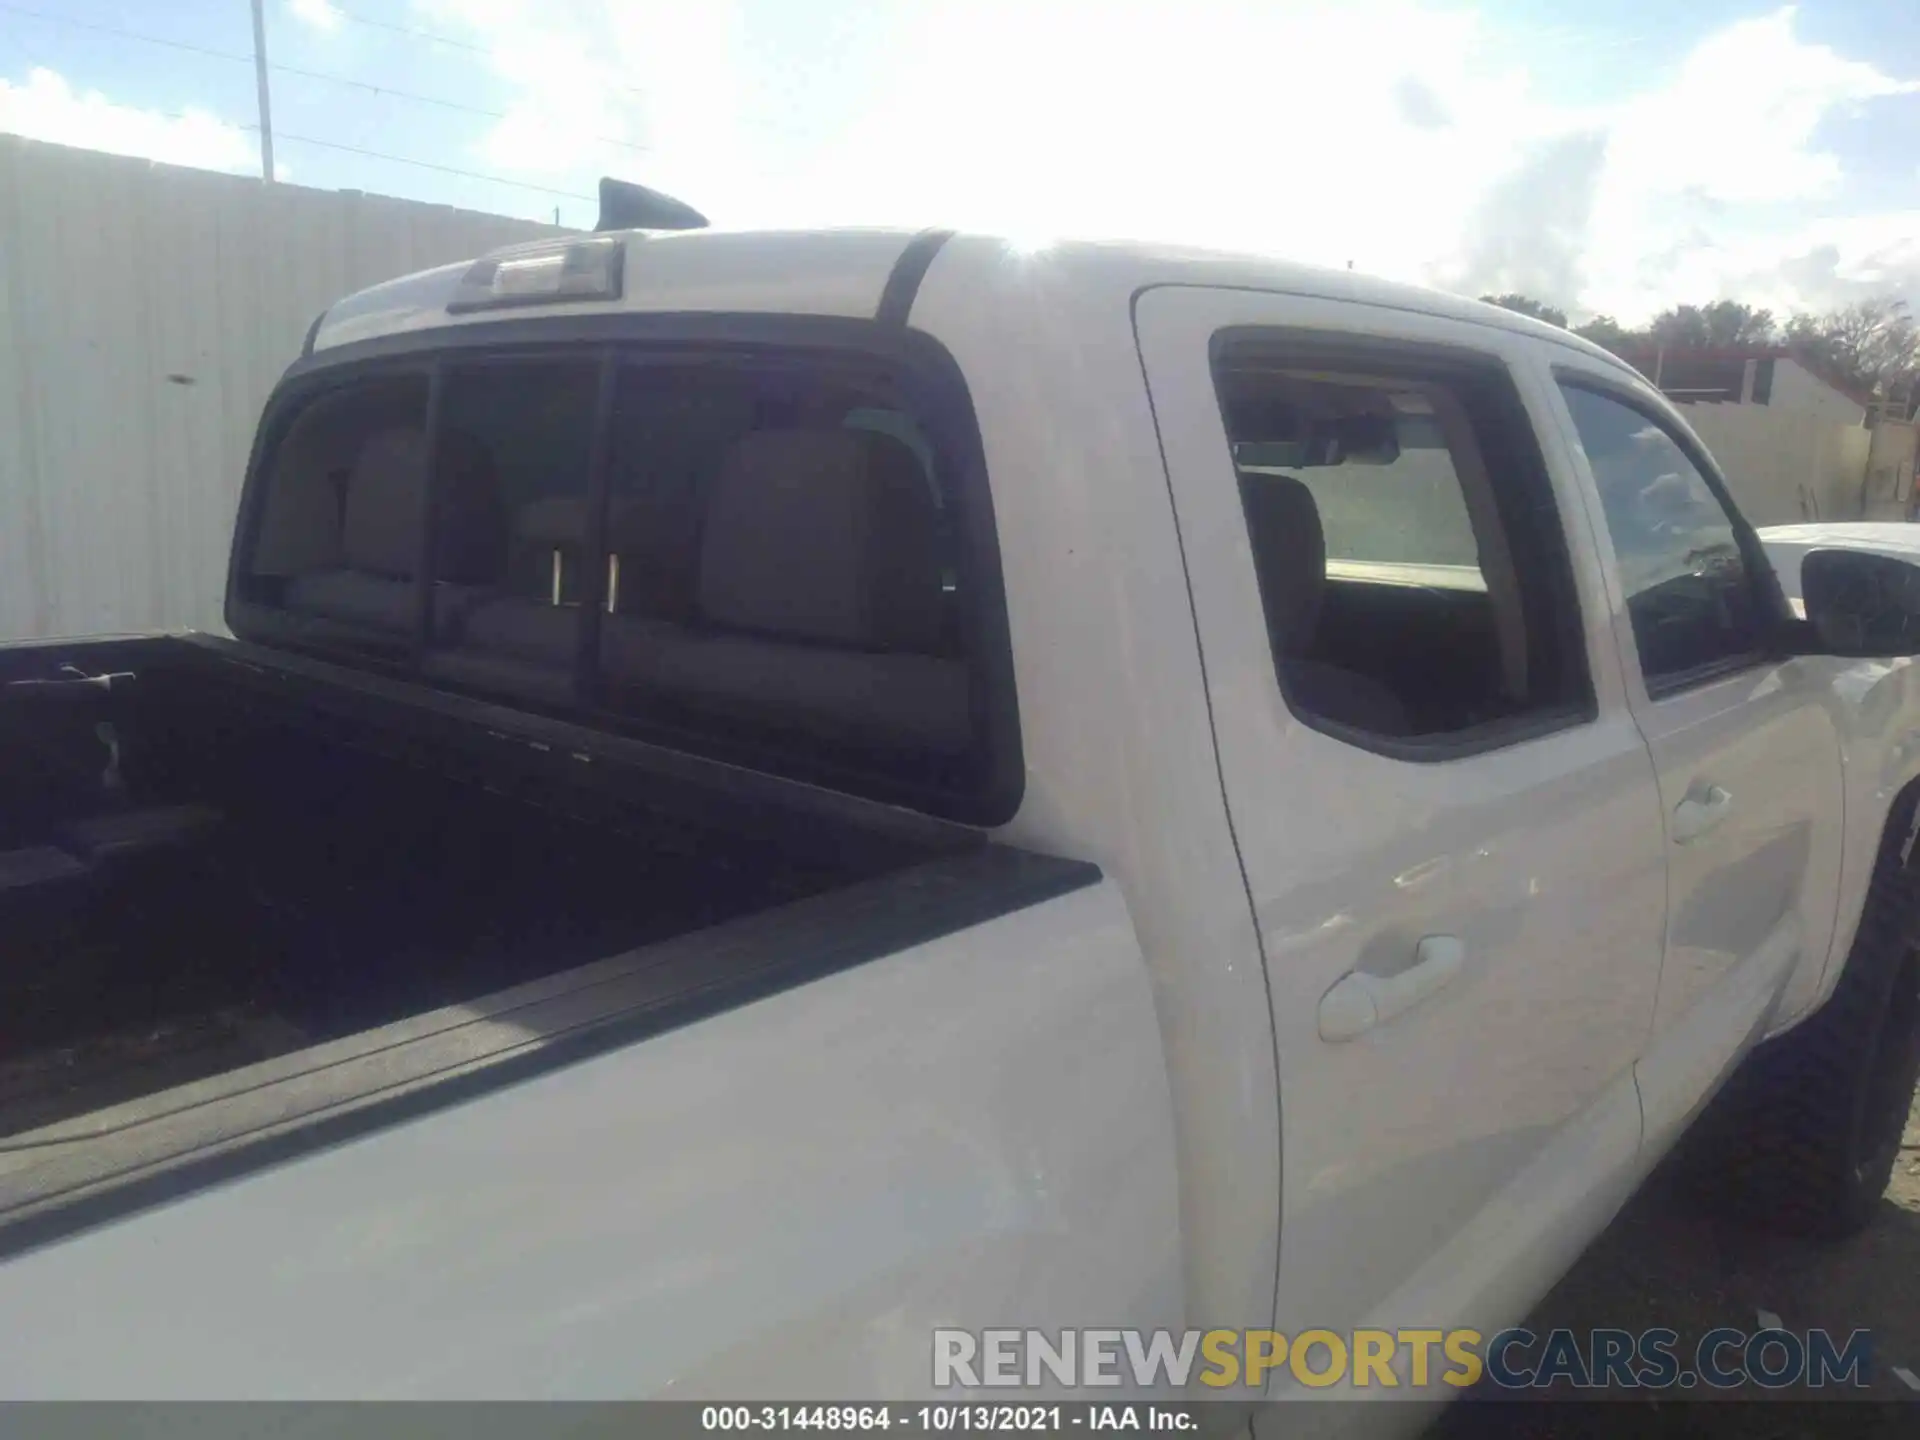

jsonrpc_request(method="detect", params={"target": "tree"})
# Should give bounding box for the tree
[1704,300,1777,347]
[1479,293,1568,328]
[1646,300,1777,349]
[1475,288,1919,413]
[1647,304,1710,348]
[1783,299,1920,407]
[1572,315,1640,353]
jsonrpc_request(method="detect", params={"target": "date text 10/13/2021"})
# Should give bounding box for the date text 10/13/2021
[701,1407,1196,1432]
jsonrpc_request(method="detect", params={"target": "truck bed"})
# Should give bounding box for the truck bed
[0,636,1071,1241]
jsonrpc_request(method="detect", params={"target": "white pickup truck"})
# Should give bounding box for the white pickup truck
[2,190,1918,1427]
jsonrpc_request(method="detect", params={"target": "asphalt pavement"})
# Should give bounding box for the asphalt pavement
[1428,1089,1920,1438]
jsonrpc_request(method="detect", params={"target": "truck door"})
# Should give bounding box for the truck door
[1134,287,1669,1368]
[1542,360,1845,1153]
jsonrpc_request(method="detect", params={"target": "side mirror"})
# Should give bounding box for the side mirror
[1801,548,1920,656]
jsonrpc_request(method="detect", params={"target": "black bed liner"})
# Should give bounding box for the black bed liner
[0,633,1098,1259]
[0,841,1091,1263]
[169,631,973,874]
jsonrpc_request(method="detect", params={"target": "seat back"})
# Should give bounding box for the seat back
[694,428,946,651]
[285,427,505,636]
[601,427,968,752]
[1238,470,1327,657]
[337,427,428,580]
[1239,470,1411,735]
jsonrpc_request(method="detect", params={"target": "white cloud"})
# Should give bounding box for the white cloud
[418,0,1529,266]
[0,68,257,174]
[1603,9,1912,207]
[412,0,657,180]
[419,0,1917,322]
[1708,213,1920,314]
[1575,6,1920,319]
[289,0,344,32]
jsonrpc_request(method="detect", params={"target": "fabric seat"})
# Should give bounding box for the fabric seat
[454,497,658,672]
[600,427,969,754]
[455,497,593,665]
[284,427,504,637]
[457,600,579,665]
[1238,472,1413,736]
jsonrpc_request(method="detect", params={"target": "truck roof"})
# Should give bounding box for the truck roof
[306,225,1638,381]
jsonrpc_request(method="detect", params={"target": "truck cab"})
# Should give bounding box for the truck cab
[1,217,1917,1427]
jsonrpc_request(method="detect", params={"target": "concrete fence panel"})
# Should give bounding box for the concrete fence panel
[0,137,564,643]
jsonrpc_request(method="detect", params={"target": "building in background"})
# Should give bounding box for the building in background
[0,135,564,644]
[1614,345,1871,427]
[1609,344,1887,526]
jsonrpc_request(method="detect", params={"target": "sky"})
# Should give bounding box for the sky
[0,0,1914,325]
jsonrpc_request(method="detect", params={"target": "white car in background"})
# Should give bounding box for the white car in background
[1761,521,1920,616]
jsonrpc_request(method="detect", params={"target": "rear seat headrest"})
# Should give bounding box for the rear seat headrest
[341,427,428,579]
[696,428,945,652]
[514,496,589,547]
[605,500,657,553]
[516,497,651,552]
[338,425,506,584]
[435,430,508,585]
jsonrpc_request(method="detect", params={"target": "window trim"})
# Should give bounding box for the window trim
[1551,367,1794,702]
[576,350,620,705]
[410,359,446,656]
[1211,328,1598,764]
[227,313,1023,829]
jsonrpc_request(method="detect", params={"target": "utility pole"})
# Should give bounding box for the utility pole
[250,0,275,182]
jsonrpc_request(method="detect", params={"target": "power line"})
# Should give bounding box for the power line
[270,58,645,150]
[325,4,648,98]
[324,5,497,58]
[0,3,255,66]
[0,68,594,207]
[0,2,645,151]
[271,130,593,202]
[0,3,612,209]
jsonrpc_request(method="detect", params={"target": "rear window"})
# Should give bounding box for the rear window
[230,340,1013,824]
[240,373,430,662]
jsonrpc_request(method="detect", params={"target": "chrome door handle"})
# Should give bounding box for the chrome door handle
[1318,935,1465,1043]
[1672,784,1733,844]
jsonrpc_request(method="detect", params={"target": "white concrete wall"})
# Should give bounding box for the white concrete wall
[0,136,565,644]
[1863,420,1920,522]
[1677,400,1875,527]
[1768,357,1868,428]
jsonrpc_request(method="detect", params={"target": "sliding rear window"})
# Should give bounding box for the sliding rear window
[229,336,1017,826]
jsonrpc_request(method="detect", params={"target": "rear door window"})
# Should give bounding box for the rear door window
[1216,345,1586,744]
